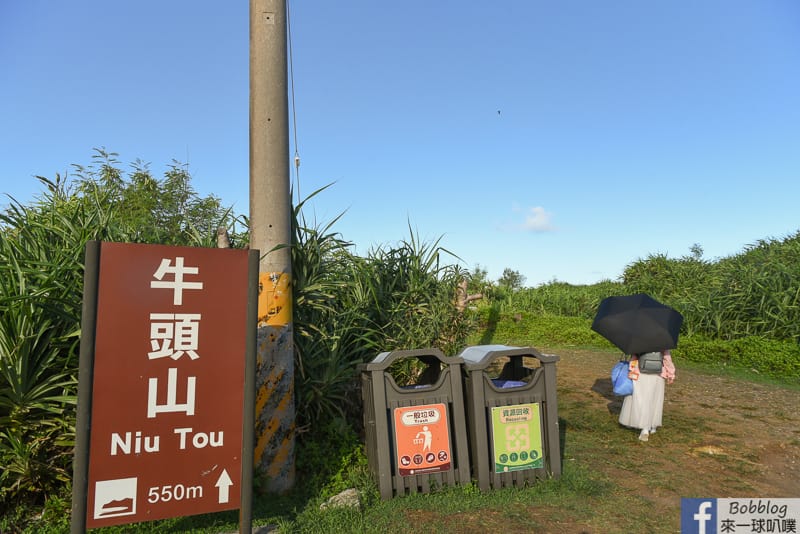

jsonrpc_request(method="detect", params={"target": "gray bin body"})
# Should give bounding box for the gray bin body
[460,345,561,491]
[360,348,471,499]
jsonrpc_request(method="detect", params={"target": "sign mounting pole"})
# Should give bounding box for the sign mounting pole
[249,0,296,492]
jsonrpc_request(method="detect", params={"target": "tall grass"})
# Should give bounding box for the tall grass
[502,279,628,319]
[291,191,473,429]
[1,157,240,513]
[472,234,800,382]
[492,231,800,345]
[0,179,116,507]
[623,232,800,341]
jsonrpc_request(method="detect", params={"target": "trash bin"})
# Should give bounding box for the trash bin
[459,344,561,491]
[359,348,471,499]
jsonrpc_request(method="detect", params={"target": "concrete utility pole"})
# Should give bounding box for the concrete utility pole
[249,0,295,492]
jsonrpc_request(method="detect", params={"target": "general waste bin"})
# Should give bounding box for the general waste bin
[359,348,471,499]
[459,344,561,491]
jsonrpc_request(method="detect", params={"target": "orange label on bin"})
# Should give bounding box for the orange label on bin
[393,404,451,476]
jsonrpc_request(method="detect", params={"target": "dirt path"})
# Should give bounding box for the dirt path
[555,349,800,503]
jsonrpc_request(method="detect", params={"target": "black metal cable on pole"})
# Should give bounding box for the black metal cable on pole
[287,0,301,202]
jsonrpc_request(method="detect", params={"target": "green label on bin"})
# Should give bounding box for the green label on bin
[490,403,544,474]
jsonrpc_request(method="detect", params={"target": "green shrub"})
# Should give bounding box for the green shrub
[503,280,627,319]
[671,336,800,381]
[671,337,733,365]
[729,336,800,377]
[469,309,615,350]
[295,418,369,500]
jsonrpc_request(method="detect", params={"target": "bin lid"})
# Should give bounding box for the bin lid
[458,344,559,370]
[459,344,519,363]
[359,347,462,372]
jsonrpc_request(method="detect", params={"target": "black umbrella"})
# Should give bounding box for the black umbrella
[591,293,683,355]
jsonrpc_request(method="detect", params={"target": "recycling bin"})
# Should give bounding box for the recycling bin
[459,345,561,491]
[359,348,471,499]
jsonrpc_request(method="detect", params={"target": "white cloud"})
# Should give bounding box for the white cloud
[520,206,555,232]
[497,204,556,233]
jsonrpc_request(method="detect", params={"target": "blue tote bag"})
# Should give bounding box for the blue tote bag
[611,360,633,396]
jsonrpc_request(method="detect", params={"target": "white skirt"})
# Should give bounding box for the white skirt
[619,372,665,430]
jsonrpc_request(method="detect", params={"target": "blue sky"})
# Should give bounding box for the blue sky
[2,1,799,286]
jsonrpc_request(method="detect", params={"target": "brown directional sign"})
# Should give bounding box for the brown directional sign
[72,242,256,530]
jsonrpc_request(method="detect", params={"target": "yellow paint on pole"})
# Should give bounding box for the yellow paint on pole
[254,365,284,416]
[265,434,293,479]
[258,272,292,326]
[253,375,293,461]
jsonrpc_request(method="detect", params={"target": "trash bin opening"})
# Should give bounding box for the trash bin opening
[490,378,528,389]
[484,356,539,389]
[386,356,444,389]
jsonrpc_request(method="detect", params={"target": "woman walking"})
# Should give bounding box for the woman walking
[619,349,676,441]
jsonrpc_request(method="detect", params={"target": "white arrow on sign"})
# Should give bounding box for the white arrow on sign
[215,469,233,504]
